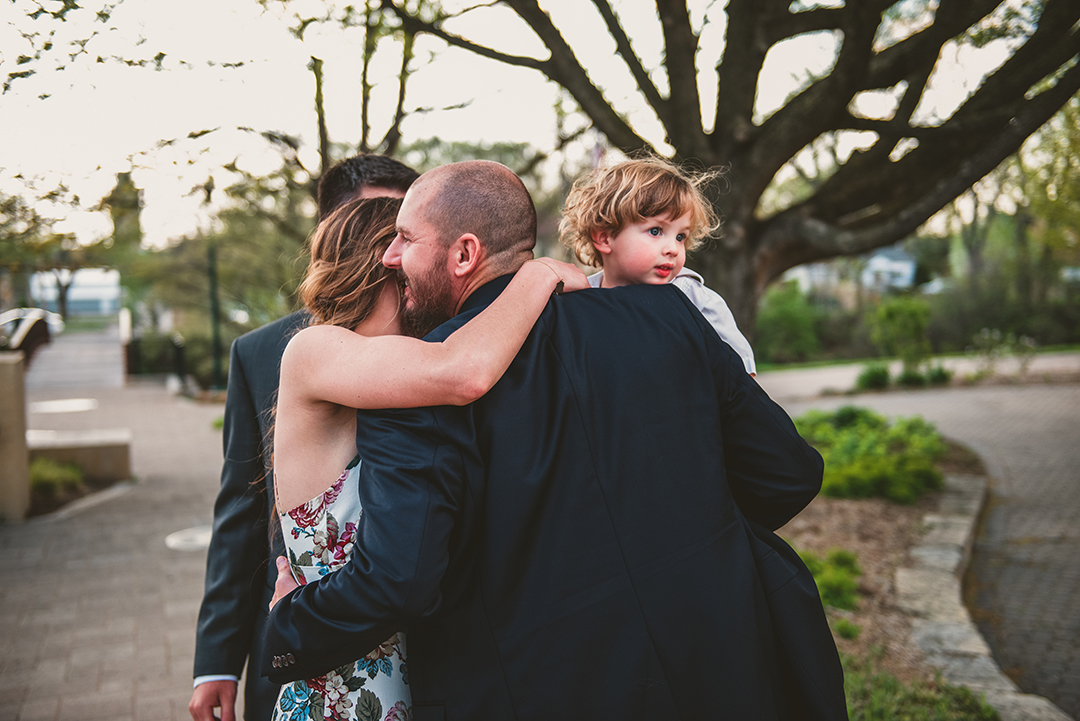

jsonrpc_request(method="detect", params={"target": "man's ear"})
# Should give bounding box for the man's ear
[591,229,613,257]
[448,234,483,278]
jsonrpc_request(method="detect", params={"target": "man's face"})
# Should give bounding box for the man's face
[383,184,456,338]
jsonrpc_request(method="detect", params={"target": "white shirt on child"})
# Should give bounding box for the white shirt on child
[587,267,757,375]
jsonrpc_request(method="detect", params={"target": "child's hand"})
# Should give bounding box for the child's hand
[532,258,590,293]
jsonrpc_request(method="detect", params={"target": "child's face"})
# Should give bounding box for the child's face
[591,211,690,287]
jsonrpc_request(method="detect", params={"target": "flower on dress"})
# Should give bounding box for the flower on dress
[331,522,357,565]
[384,700,411,721]
[287,473,347,529]
[321,670,355,720]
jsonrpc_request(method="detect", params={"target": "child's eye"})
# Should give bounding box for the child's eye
[676,233,687,243]
[648,227,661,236]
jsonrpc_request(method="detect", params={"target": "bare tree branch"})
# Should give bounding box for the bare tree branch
[656,0,709,159]
[381,0,545,71]
[742,3,881,211]
[588,0,667,121]
[713,0,784,154]
[759,58,1080,276]
[502,0,650,153]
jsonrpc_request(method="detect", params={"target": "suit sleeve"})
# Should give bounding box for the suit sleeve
[193,339,271,678]
[261,405,471,683]
[686,297,823,531]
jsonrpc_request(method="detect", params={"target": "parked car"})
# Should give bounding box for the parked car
[0,308,65,362]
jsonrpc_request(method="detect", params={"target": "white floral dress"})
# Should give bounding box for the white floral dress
[272,456,411,721]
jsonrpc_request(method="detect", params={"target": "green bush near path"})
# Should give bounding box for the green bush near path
[29,457,83,497]
[795,406,945,504]
[844,651,1000,720]
[799,547,862,611]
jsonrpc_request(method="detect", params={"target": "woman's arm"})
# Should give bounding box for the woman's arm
[281,259,587,410]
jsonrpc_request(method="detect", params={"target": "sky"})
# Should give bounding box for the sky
[0,0,1013,249]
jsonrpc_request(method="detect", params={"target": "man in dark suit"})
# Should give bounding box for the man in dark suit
[263,161,845,719]
[189,155,418,721]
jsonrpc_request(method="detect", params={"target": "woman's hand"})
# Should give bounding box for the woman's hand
[270,556,299,611]
[529,258,591,293]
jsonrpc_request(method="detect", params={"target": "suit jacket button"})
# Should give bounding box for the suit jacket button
[272,656,281,668]
[286,653,295,665]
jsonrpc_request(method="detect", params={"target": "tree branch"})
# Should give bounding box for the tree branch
[588,0,667,121]
[713,0,784,153]
[744,3,881,212]
[766,7,845,42]
[863,0,1004,92]
[381,0,545,71]
[656,0,709,159]
[503,0,650,153]
[382,0,649,154]
[514,124,589,178]
[378,28,416,157]
[759,58,1080,274]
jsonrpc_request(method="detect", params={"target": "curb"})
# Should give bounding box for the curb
[896,474,1073,721]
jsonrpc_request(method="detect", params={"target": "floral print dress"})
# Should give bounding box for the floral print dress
[272,456,411,721]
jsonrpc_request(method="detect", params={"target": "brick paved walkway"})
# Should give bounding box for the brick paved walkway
[782,384,1080,718]
[2,329,225,721]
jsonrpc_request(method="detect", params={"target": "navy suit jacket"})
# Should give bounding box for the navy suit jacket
[263,279,845,720]
[195,310,307,720]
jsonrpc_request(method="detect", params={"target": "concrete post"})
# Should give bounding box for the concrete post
[0,352,29,522]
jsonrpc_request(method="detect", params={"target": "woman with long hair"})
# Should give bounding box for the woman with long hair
[269,196,585,721]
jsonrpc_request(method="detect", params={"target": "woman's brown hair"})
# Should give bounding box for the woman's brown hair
[298,195,403,329]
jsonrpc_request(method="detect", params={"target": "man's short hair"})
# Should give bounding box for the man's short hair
[423,161,537,264]
[317,154,419,219]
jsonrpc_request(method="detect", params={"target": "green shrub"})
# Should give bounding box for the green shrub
[856,363,891,390]
[896,368,926,387]
[869,295,932,373]
[799,548,862,610]
[927,364,953,385]
[756,281,822,364]
[834,618,862,640]
[844,651,1000,720]
[29,458,83,498]
[795,406,945,503]
[212,415,224,430]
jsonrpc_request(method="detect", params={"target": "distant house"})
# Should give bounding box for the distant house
[861,247,916,292]
[30,268,122,316]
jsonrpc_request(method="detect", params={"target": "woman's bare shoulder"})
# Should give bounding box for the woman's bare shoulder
[284,324,359,358]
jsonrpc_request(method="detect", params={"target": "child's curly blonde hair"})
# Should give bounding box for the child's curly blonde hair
[559,156,722,267]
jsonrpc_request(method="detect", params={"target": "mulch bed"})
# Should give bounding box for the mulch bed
[778,440,987,682]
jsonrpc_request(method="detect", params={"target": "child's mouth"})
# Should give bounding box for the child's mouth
[655,265,673,277]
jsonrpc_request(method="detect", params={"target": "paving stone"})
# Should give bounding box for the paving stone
[895,568,968,621]
[911,619,992,657]
[909,544,964,573]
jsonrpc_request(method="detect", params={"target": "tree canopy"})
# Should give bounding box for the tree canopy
[387,0,1080,331]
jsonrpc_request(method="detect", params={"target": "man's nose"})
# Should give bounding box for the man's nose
[383,235,404,269]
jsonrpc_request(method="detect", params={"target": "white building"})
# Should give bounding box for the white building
[860,247,916,292]
[30,268,122,316]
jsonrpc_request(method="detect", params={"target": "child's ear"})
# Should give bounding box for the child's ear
[590,229,613,256]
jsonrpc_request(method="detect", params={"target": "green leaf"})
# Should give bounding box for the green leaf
[355,688,382,721]
[308,691,324,721]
